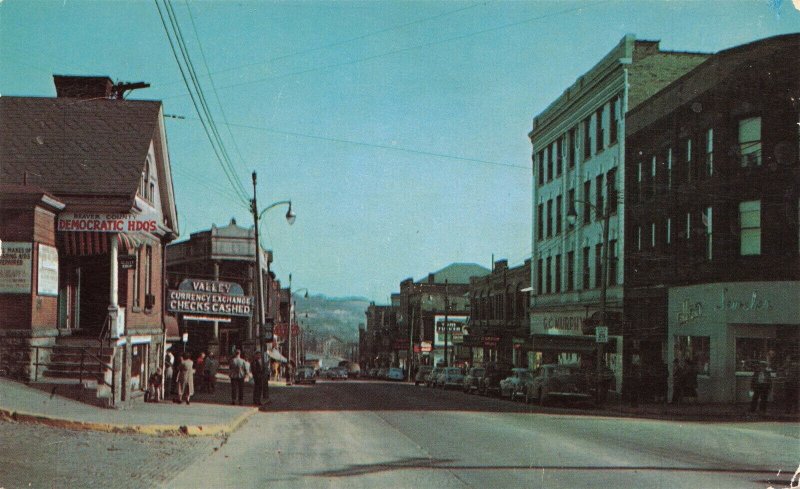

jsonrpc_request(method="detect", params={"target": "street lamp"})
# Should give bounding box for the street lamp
[566,195,613,404]
[251,171,295,354]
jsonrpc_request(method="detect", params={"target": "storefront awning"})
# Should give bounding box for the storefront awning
[60,231,142,256]
[268,349,287,363]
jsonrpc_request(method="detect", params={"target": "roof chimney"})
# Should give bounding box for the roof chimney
[53,75,114,99]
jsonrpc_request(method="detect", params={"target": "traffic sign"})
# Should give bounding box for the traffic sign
[595,326,608,343]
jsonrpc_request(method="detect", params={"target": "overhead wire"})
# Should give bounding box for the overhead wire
[154,0,250,206]
[162,0,250,200]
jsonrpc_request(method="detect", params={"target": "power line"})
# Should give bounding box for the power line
[163,1,610,97]
[154,0,250,204]
[193,117,530,171]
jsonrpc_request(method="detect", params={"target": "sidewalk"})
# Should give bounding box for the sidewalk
[583,398,800,422]
[0,377,256,436]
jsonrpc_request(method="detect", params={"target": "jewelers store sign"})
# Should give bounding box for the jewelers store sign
[168,279,252,317]
[0,242,32,294]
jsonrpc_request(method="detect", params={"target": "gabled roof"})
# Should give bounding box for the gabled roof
[417,263,491,285]
[0,96,161,209]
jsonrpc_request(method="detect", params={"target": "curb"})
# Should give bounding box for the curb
[0,406,258,437]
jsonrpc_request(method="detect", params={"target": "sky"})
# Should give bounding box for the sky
[1,0,798,302]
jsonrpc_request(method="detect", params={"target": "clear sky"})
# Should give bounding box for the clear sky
[1,0,798,301]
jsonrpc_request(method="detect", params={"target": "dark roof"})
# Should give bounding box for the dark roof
[627,33,800,136]
[0,96,162,210]
[418,263,491,285]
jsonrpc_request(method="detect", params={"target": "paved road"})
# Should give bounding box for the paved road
[167,380,800,488]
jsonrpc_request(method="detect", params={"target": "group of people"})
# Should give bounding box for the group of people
[227,349,272,406]
[146,349,220,405]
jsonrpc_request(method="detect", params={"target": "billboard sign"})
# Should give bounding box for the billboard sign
[433,315,467,346]
[167,279,252,317]
[0,242,32,294]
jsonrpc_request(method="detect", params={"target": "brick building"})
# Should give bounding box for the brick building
[467,259,531,367]
[624,33,800,402]
[528,35,709,394]
[0,75,179,407]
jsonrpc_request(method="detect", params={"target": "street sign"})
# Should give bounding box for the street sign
[262,321,274,342]
[118,254,136,269]
[595,326,608,343]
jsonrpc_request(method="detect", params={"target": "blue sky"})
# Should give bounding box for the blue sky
[1,0,798,301]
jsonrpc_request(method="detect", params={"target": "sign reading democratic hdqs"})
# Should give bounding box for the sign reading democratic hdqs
[58,212,158,233]
[167,279,252,317]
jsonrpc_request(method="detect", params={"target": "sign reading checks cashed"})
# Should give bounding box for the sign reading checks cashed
[167,279,252,317]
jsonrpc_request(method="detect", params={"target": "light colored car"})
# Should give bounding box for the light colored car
[463,367,485,394]
[524,364,593,405]
[386,367,405,381]
[499,368,533,399]
[425,367,443,387]
[435,367,465,389]
[294,365,316,385]
[414,366,433,386]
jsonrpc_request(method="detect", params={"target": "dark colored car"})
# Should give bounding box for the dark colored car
[524,364,593,405]
[414,366,433,386]
[478,362,513,397]
[463,367,486,394]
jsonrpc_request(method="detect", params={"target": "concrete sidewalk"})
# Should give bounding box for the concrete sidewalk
[0,377,256,436]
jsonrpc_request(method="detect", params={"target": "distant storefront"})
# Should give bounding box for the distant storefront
[667,281,800,403]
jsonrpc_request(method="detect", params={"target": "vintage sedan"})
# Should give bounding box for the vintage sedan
[478,362,513,397]
[434,367,465,389]
[386,367,405,381]
[524,364,593,405]
[294,365,316,385]
[499,368,533,399]
[462,367,486,394]
[425,367,443,387]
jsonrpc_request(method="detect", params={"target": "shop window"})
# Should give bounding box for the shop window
[738,117,762,167]
[735,337,777,373]
[674,335,710,376]
[739,200,761,255]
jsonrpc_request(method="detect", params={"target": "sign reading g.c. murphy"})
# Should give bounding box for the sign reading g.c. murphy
[167,279,252,317]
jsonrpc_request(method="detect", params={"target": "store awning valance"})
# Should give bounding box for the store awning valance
[60,232,141,256]
[268,349,288,363]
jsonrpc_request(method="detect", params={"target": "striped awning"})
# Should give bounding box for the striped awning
[60,232,141,256]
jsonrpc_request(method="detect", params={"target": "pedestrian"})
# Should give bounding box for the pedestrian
[164,349,175,399]
[229,349,248,405]
[146,367,163,402]
[684,356,698,403]
[204,351,219,393]
[628,351,642,408]
[194,352,206,393]
[782,356,800,415]
[252,350,270,406]
[671,358,684,404]
[750,362,771,414]
[176,353,194,405]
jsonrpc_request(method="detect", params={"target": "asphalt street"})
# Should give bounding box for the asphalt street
[166,379,800,489]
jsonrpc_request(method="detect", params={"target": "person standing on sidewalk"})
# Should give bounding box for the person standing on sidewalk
[164,349,175,401]
[750,362,771,414]
[204,352,219,393]
[229,350,248,405]
[782,356,800,415]
[252,351,270,406]
[628,351,642,408]
[176,353,194,405]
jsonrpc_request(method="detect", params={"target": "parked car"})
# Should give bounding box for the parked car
[294,365,316,385]
[524,364,593,405]
[386,367,405,381]
[499,368,533,399]
[435,367,465,389]
[368,368,379,378]
[330,366,349,380]
[478,362,513,396]
[376,367,388,379]
[462,367,486,394]
[414,366,433,386]
[425,367,443,387]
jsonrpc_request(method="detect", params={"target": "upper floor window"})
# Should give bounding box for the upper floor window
[583,180,592,223]
[666,147,673,189]
[738,117,762,167]
[739,200,761,255]
[566,251,575,292]
[556,195,563,235]
[537,150,545,186]
[545,257,552,294]
[685,138,693,183]
[607,168,617,214]
[537,203,544,241]
[555,254,562,293]
[582,247,591,290]
[608,239,618,286]
[594,244,603,288]
[547,146,553,182]
[595,174,604,219]
[537,258,544,294]
[666,218,672,245]
[546,199,553,238]
[568,127,576,169]
[583,117,592,160]
[556,137,564,177]
[650,156,657,197]
[595,107,604,153]
[567,189,576,228]
[705,128,714,177]
[609,98,618,145]
[704,206,713,261]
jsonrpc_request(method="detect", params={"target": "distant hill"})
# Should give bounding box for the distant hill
[292,294,370,344]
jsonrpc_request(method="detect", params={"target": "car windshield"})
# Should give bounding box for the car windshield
[472,369,485,376]
[446,368,461,374]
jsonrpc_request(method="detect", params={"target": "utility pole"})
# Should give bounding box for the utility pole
[251,172,266,353]
[407,292,414,381]
[443,279,449,368]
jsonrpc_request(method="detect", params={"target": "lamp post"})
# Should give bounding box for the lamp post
[566,194,613,404]
[250,171,295,354]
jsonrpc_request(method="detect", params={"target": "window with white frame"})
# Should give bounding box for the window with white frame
[738,117,762,167]
[666,218,672,245]
[739,200,761,255]
[667,147,673,189]
[637,226,642,251]
[686,212,692,240]
[650,155,657,197]
[705,128,714,177]
[704,206,713,260]
[651,222,656,248]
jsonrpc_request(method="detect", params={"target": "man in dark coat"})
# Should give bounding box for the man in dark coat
[252,351,270,406]
[750,362,772,414]
[204,351,219,393]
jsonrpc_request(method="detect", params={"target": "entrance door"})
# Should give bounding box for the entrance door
[219,329,240,359]
[58,266,80,331]
[76,257,110,335]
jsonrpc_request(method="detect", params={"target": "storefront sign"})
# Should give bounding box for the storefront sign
[434,315,467,346]
[37,244,59,296]
[57,212,158,233]
[167,279,252,317]
[715,288,772,312]
[0,242,32,294]
[542,315,584,334]
[118,254,137,270]
[677,299,703,326]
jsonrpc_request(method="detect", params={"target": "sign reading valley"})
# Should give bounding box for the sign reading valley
[167,279,252,317]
